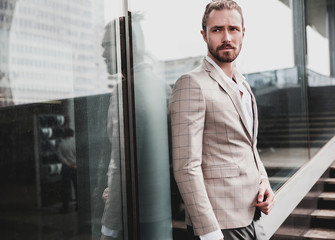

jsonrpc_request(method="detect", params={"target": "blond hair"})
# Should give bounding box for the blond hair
[202,0,244,32]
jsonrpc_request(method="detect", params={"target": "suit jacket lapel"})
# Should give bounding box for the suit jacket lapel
[202,59,253,143]
[243,81,258,142]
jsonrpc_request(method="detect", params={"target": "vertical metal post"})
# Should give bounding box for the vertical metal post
[33,115,42,209]
[292,0,310,154]
[120,2,140,239]
[328,0,335,77]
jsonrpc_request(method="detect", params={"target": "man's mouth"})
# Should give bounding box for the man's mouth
[218,44,235,51]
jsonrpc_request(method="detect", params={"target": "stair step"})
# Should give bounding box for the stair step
[303,228,335,239]
[319,192,335,201]
[292,208,314,216]
[260,134,334,139]
[274,226,307,238]
[318,192,335,210]
[325,178,335,192]
[325,179,335,184]
[258,140,326,147]
[261,115,335,122]
[311,209,335,229]
[311,209,335,219]
[260,128,335,133]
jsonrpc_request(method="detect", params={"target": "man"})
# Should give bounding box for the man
[169,1,275,239]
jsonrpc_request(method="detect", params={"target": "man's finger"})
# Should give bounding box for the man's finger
[256,194,275,214]
[257,188,265,203]
[258,201,274,215]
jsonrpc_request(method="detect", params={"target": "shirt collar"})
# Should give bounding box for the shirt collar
[205,56,246,85]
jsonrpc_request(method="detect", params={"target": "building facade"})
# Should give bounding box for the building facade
[0,0,334,239]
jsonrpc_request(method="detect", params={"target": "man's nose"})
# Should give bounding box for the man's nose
[222,30,231,42]
[102,47,111,59]
[102,49,107,58]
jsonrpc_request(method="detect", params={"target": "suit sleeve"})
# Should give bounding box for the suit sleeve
[169,75,220,236]
[258,156,268,178]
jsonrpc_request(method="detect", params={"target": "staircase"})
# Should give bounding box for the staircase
[272,162,335,239]
[257,112,335,149]
[306,162,335,239]
[256,85,335,149]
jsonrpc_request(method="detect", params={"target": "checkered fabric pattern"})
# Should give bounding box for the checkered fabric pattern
[169,58,268,236]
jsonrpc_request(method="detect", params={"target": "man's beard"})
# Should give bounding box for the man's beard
[208,43,241,63]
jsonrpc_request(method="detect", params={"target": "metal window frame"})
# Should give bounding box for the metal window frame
[120,4,140,240]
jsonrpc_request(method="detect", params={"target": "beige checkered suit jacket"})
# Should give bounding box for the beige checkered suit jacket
[169,58,268,236]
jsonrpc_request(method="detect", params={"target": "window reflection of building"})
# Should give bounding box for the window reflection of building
[0,0,16,105]
[1,0,109,106]
[306,0,333,76]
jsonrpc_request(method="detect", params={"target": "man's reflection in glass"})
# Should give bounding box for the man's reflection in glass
[100,18,123,240]
[100,13,172,240]
[131,13,172,240]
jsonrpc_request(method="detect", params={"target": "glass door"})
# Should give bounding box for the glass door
[0,0,131,239]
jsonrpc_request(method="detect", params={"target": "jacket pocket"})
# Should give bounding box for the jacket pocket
[202,164,240,179]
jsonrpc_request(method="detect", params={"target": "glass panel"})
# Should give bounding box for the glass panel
[0,0,128,239]
[127,10,173,240]
[128,0,310,238]
[126,2,208,237]
[240,0,309,191]
[259,1,335,238]
[306,0,335,156]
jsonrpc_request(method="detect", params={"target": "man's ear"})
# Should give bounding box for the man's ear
[242,27,245,38]
[201,30,207,42]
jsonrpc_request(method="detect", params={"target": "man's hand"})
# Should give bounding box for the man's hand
[255,178,275,215]
[102,188,109,202]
